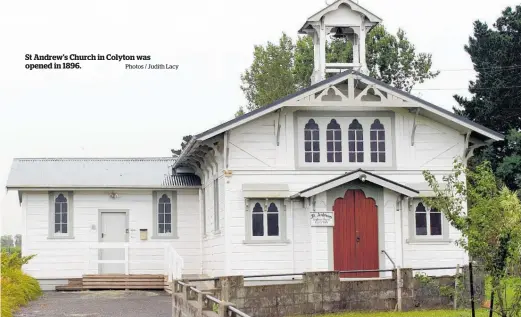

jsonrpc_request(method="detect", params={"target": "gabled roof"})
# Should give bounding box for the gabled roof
[174,70,504,168]
[6,157,201,190]
[292,169,420,198]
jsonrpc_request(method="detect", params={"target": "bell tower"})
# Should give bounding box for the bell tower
[299,0,381,84]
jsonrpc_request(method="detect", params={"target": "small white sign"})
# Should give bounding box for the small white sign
[310,211,335,227]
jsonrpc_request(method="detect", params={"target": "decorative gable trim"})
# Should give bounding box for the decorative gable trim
[292,169,419,198]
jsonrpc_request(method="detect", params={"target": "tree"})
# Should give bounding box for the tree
[454,5,521,193]
[171,135,193,156]
[1,235,13,248]
[423,159,521,317]
[240,25,439,112]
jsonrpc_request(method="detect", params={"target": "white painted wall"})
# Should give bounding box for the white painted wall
[21,189,201,279]
[219,106,467,276]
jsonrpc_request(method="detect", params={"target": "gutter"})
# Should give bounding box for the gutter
[172,138,199,169]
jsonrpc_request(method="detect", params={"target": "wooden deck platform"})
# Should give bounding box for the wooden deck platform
[56,274,168,291]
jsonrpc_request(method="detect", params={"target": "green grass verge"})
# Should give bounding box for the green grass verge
[1,250,42,317]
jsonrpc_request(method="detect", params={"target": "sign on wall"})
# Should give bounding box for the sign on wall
[310,211,335,227]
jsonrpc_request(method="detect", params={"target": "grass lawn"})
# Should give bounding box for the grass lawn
[312,309,489,317]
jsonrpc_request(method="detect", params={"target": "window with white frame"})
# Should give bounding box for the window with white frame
[415,202,442,236]
[153,191,177,238]
[250,199,282,238]
[158,194,172,234]
[49,191,74,239]
[348,119,364,163]
[326,119,342,162]
[304,119,320,163]
[370,119,386,163]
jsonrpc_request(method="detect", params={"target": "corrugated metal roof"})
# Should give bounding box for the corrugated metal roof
[6,157,201,189]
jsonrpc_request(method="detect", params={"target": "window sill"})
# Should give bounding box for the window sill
[151,235,179,240]
[406,238,452,245]
[243,239,291,245]
[47,236,75,240]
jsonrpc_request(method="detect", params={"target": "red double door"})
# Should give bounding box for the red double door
[333,189,379,278]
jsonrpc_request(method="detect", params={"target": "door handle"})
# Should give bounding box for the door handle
[356,232,360,242]
[126,229,129,234]
[101,233,105,238]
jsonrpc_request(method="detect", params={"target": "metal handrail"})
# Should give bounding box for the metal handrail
[243,273,305,279]
[339,269,395,273]
[381,250,396,268]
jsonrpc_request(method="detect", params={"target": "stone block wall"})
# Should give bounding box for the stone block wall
[173,267,485,317]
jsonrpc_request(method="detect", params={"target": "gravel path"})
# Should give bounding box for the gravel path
[15,291,172,317]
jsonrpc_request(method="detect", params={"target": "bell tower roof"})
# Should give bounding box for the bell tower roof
[299,0,381,34]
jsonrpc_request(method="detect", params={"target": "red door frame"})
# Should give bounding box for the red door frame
[333,189,379,278]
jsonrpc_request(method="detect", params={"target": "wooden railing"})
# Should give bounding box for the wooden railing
[174,280,252,317]
[85,242,183,278]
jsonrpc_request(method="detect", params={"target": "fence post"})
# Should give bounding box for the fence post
[396,266,403,311]
[454,264,460,309]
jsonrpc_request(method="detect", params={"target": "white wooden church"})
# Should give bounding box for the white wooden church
[6,0,503,290]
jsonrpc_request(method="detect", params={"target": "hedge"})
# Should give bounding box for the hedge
[1,251,42,317]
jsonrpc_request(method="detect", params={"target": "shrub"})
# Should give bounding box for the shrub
[1,250,42,317]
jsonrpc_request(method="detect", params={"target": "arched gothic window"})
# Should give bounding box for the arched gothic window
[326,119,342,162]
[54,194,68,234]
[348,119,364,162]
[304,119,320,163]
[370,119,386,163]
[158,194,172,234]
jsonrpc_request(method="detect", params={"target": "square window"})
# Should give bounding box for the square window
[356,141,363,151]
[371,153,377,162]
[304,131,311,139]
[348,130,355,139]
[370,131,377,139]
[62,213,67,223]
[379,153,386,162]
[165,224,172,233]
[159,214,164,223]
[312,153,320,162]
[165,214,171,224]
[378,130,385,140]
[348,142,355,151]
[335,141,342,151]
[305,153,312,162]
[430,213,442,236]
[61,224,67,234]
[326,130,333,139]
[335,152,342,162]
[312,130,319,139]
[55,213,61,223]
[267,214,279,236]
[379,141,385,151]
[252,214,264,236]
[334,130,341,139]
[55,224,61,233]
[415,213,427,235]
[313,141,320,151]
[327,142,334,151]
[357,153,364,162]
[349,153,356,162]
[356,130,363,139]
[305,142,311,151]
[327,153,334,162]
[370,142,377,151]
[159,224,165,233]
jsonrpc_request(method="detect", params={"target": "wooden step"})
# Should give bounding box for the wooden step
[56,285,83,291]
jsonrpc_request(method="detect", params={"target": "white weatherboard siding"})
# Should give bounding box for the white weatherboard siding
[221,108,467,276]
[22,190,201,279]
[227,109,465,172]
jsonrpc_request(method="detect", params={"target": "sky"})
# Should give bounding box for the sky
[0,0,517,235]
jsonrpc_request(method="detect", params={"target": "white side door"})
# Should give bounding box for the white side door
[99,212,127,274]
